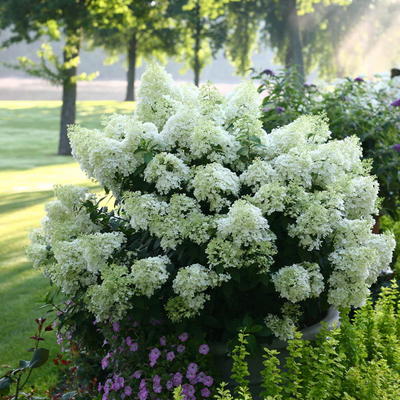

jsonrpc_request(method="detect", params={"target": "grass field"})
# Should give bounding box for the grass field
[0,101,133,391]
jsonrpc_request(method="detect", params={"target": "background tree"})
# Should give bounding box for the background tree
[92,0,176,101]
[0,0,130,155]
[260,0,350,80]
[170,0,230,86]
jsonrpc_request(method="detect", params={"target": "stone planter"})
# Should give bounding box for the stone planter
[211,307,340,397]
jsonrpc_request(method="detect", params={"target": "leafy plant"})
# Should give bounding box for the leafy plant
[0,319,52,400]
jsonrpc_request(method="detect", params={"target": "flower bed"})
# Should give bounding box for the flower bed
[28,64,395,397]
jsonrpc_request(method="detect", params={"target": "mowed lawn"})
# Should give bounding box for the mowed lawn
[0,101,133,390]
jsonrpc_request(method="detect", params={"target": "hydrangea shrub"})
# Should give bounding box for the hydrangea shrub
[28,64,395,341]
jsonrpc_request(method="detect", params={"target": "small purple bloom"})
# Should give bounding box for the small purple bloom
[125,336,132,346]
[178,332,189,342]
[197,372,206,383]
[112,321,120,332]
[102,394,109,400]
[177,344,186,353]
[149,348,161,367]
[354,76,364,82]
[166,351,175,361]
[262,68,274,76]
[275,106,285,114]
[130,343,139,352]
[124,386,132,396]
[182,384,195,396]
[101,354,110,370]
[172,372,183,386]
[188,363,198,374]
[160,336,167,346]
[392,144,400,152]
[199,344,210,355]
[153,375,162,393]
[391,98,400,107]
[203,376,214,387]
[166,380,173,391]
[138,389,148,400]
[201,388,211,398]
[132,370,142,379]
[98,383,103,393]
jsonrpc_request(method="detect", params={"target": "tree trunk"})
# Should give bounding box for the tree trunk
[58,37,80,156]
[125,32,137,101]
[283,0,304,80]
[193,0,201,86]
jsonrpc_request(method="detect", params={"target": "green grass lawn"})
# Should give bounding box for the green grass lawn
[0,100,134,391]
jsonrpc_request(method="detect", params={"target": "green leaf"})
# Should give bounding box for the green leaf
[29,348,49,368]
[143,152,154,164]
[0,377,11,395]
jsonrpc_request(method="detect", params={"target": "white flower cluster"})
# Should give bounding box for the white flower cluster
[29,64,395,335]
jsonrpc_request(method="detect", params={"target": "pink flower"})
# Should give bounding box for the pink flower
[199,344,209,355]
[178,332,189,342]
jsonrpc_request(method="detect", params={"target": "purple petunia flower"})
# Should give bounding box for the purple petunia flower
[199,344,210,355]
[178,332,189,342]
[354,76,364,82]
[153,375,162,393]
[101,353,111,370]
[177,344,186,353]
[124,386,132,396]
[166,380,173,391]
[98,383,103,393]
[391,98,400,107]
[275,106,285,114]
[172,372,183,386]
[203,376,214,387]
[132,370,142,379]
[392,144,400,152]
[166,351,175,361]
[102,394,109,400]
[159,336,167,346]
[182,384,195,396]
[130,343,139,352]
[201,388,211,398]
[112,321,120,332]
[149,348,161,367]
[187,363,198,374]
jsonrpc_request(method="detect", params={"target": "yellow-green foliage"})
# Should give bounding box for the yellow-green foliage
[222,282,400,400]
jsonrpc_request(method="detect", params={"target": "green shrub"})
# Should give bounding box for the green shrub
[220,282,400,400]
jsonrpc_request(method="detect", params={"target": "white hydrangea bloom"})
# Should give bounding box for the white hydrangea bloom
[240,158,279,192]
[216,200,275,246]
[78,232,126,273]
[135,63,180,130]
[192,163,240,211]
[263,115,331,159]
[86,264,136,322]
[189,118,240,165]
[171,264,230,319]
[26,228,51,269]
[198,83,226,123]
[265,314,298,341]
[42,185,99,243]
[250,182,287,215]
[310,136,364,187]
[272,263,324,303]
[150,194,213,250]
[161,107,199,158]
[130,256,170,297]
[339,175,379,219]
[123,191,168,231]
[144,152,190,194]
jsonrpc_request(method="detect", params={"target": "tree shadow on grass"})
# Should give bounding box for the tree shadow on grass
[0,191,54,215]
